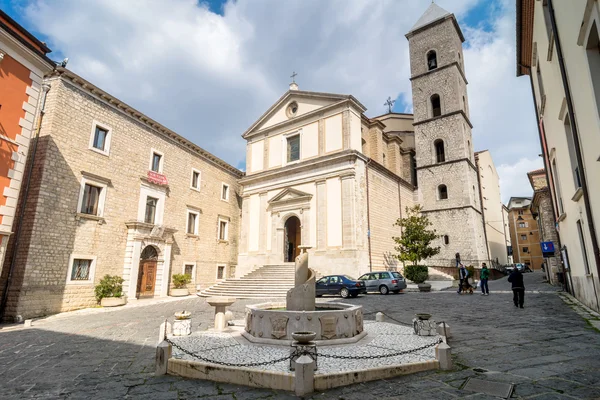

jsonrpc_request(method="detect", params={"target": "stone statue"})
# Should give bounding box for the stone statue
[286,246,315,311]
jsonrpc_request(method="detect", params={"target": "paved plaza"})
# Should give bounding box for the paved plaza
[1,272,600,399]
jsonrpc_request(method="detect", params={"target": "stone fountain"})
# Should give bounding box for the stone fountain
[243,246,365,343]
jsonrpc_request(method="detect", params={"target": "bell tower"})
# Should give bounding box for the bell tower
[406,3,488,265]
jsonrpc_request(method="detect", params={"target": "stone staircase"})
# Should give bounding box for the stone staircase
[198,264,299,299]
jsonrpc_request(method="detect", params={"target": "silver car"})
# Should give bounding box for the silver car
[358,271,407,295]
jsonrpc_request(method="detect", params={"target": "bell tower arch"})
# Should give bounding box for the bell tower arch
[406,3,488,265]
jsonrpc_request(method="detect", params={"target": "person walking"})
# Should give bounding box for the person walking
[480,263,490,296]
[457,263,468,294]
[508,267,525,308]
[455,252,461,268]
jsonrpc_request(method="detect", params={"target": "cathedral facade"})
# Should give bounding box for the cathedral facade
[237,3,491,279]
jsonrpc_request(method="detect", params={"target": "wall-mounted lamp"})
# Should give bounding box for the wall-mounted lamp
[0,51,5,64]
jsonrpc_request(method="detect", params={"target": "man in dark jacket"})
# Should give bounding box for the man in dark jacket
[508,268,525,308]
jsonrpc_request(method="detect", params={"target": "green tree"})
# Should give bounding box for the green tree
[393,205,440,265]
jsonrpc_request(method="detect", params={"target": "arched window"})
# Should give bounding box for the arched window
[463,96,466,110]
[431,94,441,117]
[438,184,448,200]
[427,50,437,70]
[443,235,450,245]
[361,138,367,154]
[434,139,445,163]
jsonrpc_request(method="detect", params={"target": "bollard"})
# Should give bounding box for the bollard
[155,340,172,375]
[437,322,451,339]
[24,319,33,328]
[436,342,452,370]
[225,310,233,322]
[158,321,172,345]
[376,312,385,322]
[294,354,315,396]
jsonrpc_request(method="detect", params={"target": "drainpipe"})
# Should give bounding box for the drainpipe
[365,159,373,272]
[547,0,600,286]
[0,83,51,322]
[520,64,570,294]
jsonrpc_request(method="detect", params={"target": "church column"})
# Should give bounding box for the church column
[161,240,173,297]
[316,180,327,249]
[240,197,250,253]
[318,119,325,156]
[341,174,356,249]
[342,110,351,150]
[127,241,142,300]
[301,207,310,249]
[258,192,267,252]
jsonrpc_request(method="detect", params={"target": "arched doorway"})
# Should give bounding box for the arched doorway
[137,245,158,298]
[284,216,301,262]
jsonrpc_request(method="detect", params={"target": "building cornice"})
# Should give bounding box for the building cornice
[421,205,482,215]
[409,61,468,85]
[413,109,473,129]
[416,157,478,173]
[48,68,243,178]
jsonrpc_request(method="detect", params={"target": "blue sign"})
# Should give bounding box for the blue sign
[541,242,555,253]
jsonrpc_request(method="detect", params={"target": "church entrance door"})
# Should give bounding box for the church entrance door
[137,246,158,298]
[284,216,301,262]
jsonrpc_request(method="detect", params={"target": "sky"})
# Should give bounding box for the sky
[0,0,543,203]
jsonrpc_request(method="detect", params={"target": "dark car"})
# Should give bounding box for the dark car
[358,271,407,295]
[315,275,367,298]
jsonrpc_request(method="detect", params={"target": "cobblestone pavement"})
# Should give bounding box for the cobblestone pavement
[1,271,599,399]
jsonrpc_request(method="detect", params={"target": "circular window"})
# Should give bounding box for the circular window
[286,101,299,118]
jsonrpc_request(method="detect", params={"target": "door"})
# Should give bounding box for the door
[284,216,301,262]
[327,276,342,295]
[137,260,157,298]
[316,277,328,296]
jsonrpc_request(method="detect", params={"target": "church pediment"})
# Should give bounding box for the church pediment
[268,188,313,207]
[242,90,365,139]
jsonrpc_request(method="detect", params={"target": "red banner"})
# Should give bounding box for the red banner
[147,171,168,185]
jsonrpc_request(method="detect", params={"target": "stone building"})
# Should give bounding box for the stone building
[0,10,54,316]
[528,168,561,284]
[233,3,491,284]
[507,197,544,270]
[516,0,600,311]
[475,150,510,265]
[0,68,242,319]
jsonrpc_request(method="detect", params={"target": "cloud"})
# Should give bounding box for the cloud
[497,156,544,203]
[17,0,541,202]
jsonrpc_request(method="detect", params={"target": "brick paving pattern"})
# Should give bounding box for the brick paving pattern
[1,271,599,399]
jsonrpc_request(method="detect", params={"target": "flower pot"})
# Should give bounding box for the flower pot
[170,288,189,297]
[418,283,432,292]
[100,297,127,307]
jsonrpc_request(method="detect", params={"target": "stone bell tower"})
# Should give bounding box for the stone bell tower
[406,3,488,266]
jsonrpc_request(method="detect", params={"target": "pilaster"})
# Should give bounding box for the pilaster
[258,192,267,252]
[318,119,325,155]
[341,174,356,249]
[342,110,351,150]
[316,180,327,250]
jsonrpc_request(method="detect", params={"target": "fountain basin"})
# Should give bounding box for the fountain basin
[243,302,365,345]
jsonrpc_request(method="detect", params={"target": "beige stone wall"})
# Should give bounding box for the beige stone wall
[366,163,415,271]
[2,75,241,319]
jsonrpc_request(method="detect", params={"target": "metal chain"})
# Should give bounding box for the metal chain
[362,310,413,326]
[317,338,441,360]
[167,338,294,367]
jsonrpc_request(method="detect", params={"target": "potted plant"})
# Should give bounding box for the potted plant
[404,265,431,292]
[95,275,126,307]
[393,205,440,293]
[171,273,192,297]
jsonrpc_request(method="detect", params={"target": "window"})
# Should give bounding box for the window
[66,255,96,284]
[218,219,229,241]
[434,139,445,163]
[88,122,111,155]
[221,183,230,201]
[523,247,529,253]
[187,211,199,235]
[518,210,524,215]
[145,196,158,224]
[410,151,417,186]
[184,263,195,282]
[536,62,546,113]
[586,21,600,122]
[577,220,591,274]
[563,115,582,190]
[286,101,299,118]
[443,235,449,245]
[542,0,553,42]
[518,222,528,228]
[463,96,466,111]
[427,50,437,70]
[191,169,201,190]
[81,183,102,215]
[150,150,163,173]
[217,265,226,280]
[551,159,564,214]
[287,134,300,162]
[431,94,441,117]
[521,235,527,241]
[382,153,387,167]
[438,184,448,200]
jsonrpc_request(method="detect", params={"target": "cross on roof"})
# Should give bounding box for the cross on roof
[290,71,298,83]
[384,97,395,113]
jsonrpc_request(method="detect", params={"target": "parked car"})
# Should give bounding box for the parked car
[357,271,407,295]
[315,275,366,298]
